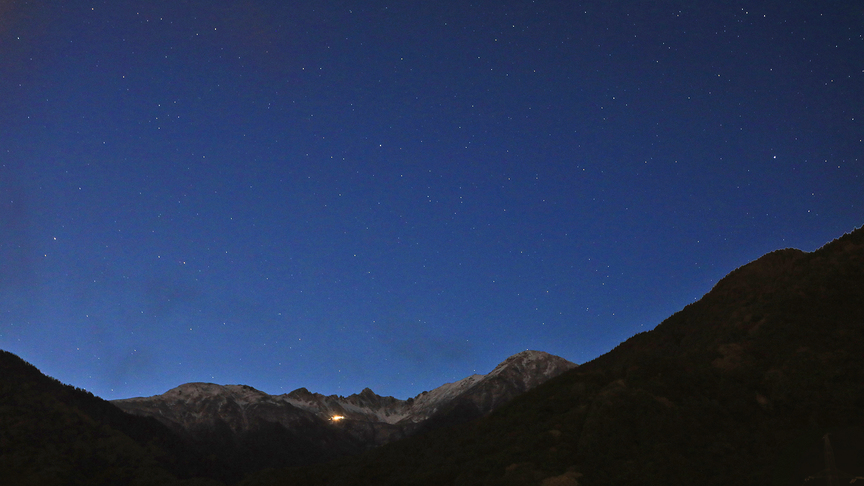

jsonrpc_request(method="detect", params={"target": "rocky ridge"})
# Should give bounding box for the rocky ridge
[112,350,576,448]
[283,350,575,426]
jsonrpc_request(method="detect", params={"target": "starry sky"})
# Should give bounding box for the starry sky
[1,0,861,401]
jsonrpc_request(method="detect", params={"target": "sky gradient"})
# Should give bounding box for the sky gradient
[1,0,862,400]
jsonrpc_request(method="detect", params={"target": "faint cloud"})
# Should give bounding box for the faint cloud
[0,165,36,292]
[103,346,155,395]
[0,1,26,38]
[142,273,202,318]
[373,315,471,371]
[393,335,471,368]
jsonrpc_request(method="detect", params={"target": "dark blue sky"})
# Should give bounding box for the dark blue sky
[1,0,861,400]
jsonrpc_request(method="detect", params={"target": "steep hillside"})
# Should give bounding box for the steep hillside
[0,350,223,485]
[240,226,864,485]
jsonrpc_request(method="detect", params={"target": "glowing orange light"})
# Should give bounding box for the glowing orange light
[331,415,345,422]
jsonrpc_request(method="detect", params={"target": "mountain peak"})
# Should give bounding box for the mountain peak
[498,349,556,365]
[286,387,316,400]
[488,350,577,381]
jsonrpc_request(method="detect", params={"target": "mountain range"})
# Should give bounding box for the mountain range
[110,350,575,465]
[0,347,575,484]
[2,224,863,485]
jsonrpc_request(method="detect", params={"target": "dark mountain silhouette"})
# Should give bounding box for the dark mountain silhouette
[239,225,864,485]
[0,349,223,485]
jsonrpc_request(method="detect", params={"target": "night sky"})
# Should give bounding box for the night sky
[1,1,861,401]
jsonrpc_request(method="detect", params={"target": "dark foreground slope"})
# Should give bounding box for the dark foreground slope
[241,226,864,486]
[0,350,224,485]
